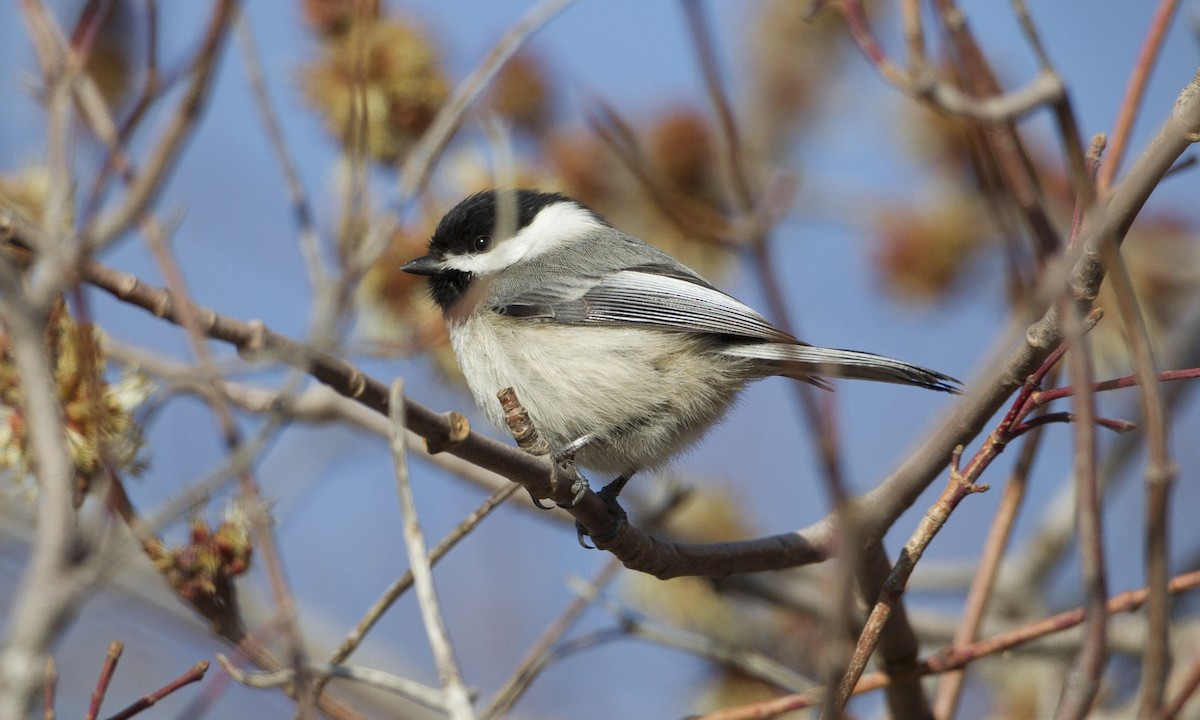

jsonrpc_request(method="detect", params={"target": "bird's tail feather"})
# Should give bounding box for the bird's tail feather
[722,343,961,393]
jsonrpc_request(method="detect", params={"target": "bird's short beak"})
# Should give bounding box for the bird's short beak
[401,254,442,276]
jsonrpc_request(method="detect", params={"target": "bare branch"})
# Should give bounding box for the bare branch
[1097,0,1185,193]
[397,0,576,200]
[388,381,476,719]
[219,655,449,712]
[0,261,89,716]
[1051,299,1107,720]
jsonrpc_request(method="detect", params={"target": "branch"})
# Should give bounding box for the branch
[388,382,475,719]
[831,449,987,714]
[2,70,1197,584]
[850,68,1200,551]
[697,569,1200,720]
[102,660,208,720]
[86,641,123,720]
[218,655,449,713]
[0,259,91,716]
[1096,0,1185,193]
[396,0,576,200]
[1051,298,1107,720]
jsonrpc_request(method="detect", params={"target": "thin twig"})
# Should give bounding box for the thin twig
[698,569,1200,720]
[388,381,475,719]
[1052,300,1107,720]
[1097,238,1175,717]
[0,260,89,716]
[481,557,623,720]
[82,0,160,220]
[932,420,1047,717]
[234,12,326,287]
[570,576,813,693]
[586,102,739,246]
[1160,654,1200,719]
[219,655,448,712]
[1032,367,1200,406]
[315,482,519,700]
[1097,0,1184,193]
[830,448,987,715]
[102,660,209,720]
[42,656,56,720]
[84,0,238,249]
[137,214,307,691]
[681,0,754,208]
[483,489,689,719]
[86,641,124,720]
[397,0,576,200]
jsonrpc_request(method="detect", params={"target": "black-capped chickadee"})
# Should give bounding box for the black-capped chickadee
[403,190,959,501]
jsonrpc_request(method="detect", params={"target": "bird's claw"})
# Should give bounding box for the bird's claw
[528,479,587,510]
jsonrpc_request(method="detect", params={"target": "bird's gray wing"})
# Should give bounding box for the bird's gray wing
[492,266,798,344]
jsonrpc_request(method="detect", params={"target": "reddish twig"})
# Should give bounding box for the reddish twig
[67,0,110,58]
[931,417,1048,718]
[1031,367,1200,407]
[102,660,209,720]
[86,641,124,720]
[1009,411,1135,437]
[830,448,987,715]
[830,308,1108,716]
[1097,0,1185,193]
[698,569,1200,720]
[42,657,56,720]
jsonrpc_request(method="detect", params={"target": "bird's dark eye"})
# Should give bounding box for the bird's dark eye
[472,235,491,253]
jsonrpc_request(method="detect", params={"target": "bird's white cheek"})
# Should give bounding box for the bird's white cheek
[439,201,604,275]
[441,242,529,275]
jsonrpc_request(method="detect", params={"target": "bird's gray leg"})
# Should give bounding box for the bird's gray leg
[555,432,595,459]
[539,433,595,510]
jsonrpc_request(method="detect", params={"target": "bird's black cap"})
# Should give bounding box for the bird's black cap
[402,189,577,311]
[424,189,573,259]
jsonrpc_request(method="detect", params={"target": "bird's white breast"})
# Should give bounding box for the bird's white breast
[448,311,752,476]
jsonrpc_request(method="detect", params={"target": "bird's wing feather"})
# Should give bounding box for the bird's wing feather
[494,268,797,343]
[722,344,961,392]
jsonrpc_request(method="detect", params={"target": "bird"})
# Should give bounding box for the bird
[402,189,959,509]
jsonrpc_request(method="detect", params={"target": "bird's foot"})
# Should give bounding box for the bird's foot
[527,446,592,509]
[554,472,589,509]
[575,475,629,549]
[547,434,593,509]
